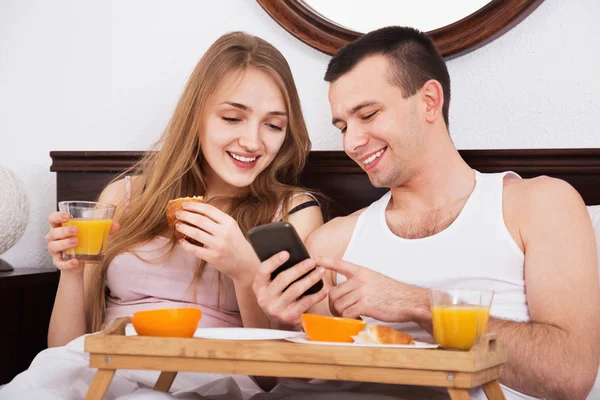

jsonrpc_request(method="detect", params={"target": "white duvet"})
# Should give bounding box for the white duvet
[0,333,262,400]
[1,329,559,400]
[0,332,452,400]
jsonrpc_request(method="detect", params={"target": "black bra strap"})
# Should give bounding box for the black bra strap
[288,200,319,216]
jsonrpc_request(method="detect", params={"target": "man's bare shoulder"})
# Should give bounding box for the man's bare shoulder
[504,175,583,205]
[305,208,367,258]
[503,175,588,231]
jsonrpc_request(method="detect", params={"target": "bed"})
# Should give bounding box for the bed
[49,148,600,215]
[49,147,600,268]
[2,148,599,388]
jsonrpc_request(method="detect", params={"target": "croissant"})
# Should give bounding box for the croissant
[355,325,414,345]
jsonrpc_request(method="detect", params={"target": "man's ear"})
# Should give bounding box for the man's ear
[421,79,444,124]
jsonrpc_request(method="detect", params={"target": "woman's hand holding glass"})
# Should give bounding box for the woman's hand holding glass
[44,211,120,274]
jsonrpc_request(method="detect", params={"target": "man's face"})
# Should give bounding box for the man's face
[328,55,425,188]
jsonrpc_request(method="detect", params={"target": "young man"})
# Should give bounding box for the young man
[253,27,600,399]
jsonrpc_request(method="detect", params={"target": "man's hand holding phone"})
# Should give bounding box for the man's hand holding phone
[252,251,327,331]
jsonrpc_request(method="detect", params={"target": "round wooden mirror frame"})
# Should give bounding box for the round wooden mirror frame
[256,0,544,59]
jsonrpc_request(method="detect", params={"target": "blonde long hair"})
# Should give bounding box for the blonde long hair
[87,32,312,332]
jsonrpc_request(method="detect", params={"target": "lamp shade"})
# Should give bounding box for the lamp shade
[0,166,29,256]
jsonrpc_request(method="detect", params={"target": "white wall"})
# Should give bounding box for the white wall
[1,0,599,269]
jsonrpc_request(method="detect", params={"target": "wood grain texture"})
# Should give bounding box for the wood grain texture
[447,388,472,400]
[255,0,544,59]
[85,319,507,373]
[50,149,600,221]
[483,380,508,400]
[89,354,503,389]
[153,371,177,392]
[84,369,116,400]
[102,316,131,336]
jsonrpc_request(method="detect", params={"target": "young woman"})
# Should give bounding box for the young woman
[0,31,325,400]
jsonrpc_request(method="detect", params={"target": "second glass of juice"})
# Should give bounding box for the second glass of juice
[430,288,494,351]
[58,201,116,263]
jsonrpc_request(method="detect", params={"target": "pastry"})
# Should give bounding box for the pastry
[355,325,414,345]
[166,196,204,240]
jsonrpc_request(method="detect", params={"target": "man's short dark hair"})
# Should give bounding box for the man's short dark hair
[325,26,451,128]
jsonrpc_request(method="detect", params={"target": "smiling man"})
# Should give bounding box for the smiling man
[253,27,600,399]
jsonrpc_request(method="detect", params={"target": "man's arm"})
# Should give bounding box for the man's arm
[303,212,364,317]
[319,177,599,399]
[489,177,600,399]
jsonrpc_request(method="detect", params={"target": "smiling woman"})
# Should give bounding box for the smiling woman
[0,31,325,399]
[201,68,289,191]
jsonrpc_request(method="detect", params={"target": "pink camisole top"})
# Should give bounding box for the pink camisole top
[103,176,317,329]
[105,235,242,328]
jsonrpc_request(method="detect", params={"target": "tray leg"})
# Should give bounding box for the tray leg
[447,388,471,400]
[483,380,506,400]
[85,369,116,400]
[154,371,178,392]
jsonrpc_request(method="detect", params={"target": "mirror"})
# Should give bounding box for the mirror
[257,0,544,59]
[301,0,491,33]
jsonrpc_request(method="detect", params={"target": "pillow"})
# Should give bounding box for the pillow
[588,205,600,274]
[586,206,600,400]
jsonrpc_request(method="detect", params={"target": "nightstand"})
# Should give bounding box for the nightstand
[0,267,59,384]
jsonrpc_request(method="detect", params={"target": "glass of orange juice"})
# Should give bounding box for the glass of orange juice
[58,201,116,263]
[430,288,494,351]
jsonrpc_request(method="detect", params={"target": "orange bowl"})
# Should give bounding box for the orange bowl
[301,313,366,343]
[131,308,202,338]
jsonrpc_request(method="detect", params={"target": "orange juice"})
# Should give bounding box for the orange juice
[62,218,112,261]
[431,304,490,350]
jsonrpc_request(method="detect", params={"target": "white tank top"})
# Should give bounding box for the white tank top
[340,170,538,400]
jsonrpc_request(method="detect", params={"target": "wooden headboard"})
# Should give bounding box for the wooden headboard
[50,149,600,219]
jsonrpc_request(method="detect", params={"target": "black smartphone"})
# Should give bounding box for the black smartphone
[248,221,324,296]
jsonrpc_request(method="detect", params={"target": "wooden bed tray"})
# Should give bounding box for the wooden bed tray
[84,317,508,400]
